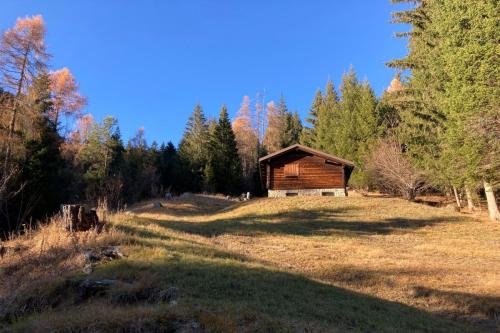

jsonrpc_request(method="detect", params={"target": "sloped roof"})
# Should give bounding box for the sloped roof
[258,144,354,168]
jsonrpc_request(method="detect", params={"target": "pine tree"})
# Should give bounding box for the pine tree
[207,105,243,195]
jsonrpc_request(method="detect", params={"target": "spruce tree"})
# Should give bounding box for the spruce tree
[207,106,243,195]
[158,142,178,193]
[388,0,448,186]
[300,89,322,147]
[20,73,68,223]
[430,0,499,219]
[336,69,378,187]
[315,80,339,152]
[283,111,303,146]
[178,104,209,191]
[304,71,378,187]
[277,94,289,147]
[389,0,499,219]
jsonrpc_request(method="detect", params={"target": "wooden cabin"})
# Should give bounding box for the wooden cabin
[259,144,355,197]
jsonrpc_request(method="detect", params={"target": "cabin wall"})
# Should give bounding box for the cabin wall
[267,151,344,190]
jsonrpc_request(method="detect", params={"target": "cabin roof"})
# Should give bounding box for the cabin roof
[258,144,355,168]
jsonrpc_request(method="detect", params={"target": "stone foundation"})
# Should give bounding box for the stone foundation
[268,188,347,198]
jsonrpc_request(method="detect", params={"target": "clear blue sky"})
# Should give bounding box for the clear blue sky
[1,1,409,145]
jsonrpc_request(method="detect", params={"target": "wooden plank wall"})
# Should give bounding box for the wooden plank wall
[268,151,344,190]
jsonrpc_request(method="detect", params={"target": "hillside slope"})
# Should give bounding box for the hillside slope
[1,195,499,332]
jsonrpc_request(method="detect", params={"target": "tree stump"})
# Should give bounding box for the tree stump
[61,204,100,232]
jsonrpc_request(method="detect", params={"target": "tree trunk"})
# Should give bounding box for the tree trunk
[465,186,475,211]
[4,49,29,173]
[452,186,461,210]
[404,188,416,201]
[483,181,500,221]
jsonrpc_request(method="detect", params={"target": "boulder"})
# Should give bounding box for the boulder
[84,246,125,263]
[74,279,116,303]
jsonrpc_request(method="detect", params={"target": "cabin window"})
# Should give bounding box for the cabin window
[284,163,299,177]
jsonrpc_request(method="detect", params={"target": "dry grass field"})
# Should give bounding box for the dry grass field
[1,194,499,332]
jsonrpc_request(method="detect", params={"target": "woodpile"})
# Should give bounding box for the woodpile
[61,204,101,232]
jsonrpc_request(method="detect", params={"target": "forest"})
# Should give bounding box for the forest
[0,0,498,237]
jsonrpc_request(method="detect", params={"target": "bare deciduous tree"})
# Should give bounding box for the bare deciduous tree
[366,140,427,201]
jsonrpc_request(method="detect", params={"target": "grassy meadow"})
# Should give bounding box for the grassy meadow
[1,194,499,332]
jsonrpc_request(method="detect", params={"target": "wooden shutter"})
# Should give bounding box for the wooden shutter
[284,163,299,177]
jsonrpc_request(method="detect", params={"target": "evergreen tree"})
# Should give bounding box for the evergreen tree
[178,104,209,191]
[336,70,378,186]
[300,89,322,147]
[203,118,218,192]
[431,0,499,218]
[158,141,178,193]
[388,0,447,186]
[22,115,67,220]
[306,71,378,187]
[375,74,403,138]
[277,94,289,147]
[389,0,499,219]
[19,73,69,224]
[283,111,303,146]
[77,116,125,203]
[207,106,243,195]
[315,80,339,152]
[123,128,159,203]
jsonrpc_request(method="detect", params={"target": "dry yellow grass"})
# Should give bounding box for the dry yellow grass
[1,194,499,332]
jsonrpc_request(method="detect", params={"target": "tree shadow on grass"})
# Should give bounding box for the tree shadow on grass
[307,265,499,331]
[83,253,478,332]
[1,230,489,332]
[132,207,461,238]
[412,287,500,331]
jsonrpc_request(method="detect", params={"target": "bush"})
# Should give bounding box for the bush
[366,139,427,200]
